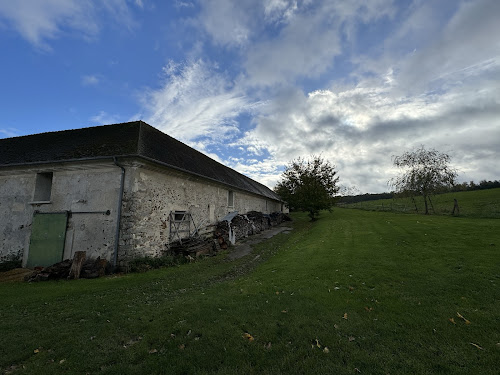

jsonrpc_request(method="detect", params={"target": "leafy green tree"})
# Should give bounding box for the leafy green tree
[389,146,457,214]
[275,156,339,220]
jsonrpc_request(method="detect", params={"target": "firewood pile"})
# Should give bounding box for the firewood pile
[25,251,111,282]
[246,211,271,234]
[214,211,291,250]
[214,222,230,250]
[169,237,216,257]
[270,212,292,225]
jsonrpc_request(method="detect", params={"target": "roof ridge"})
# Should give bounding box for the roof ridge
[1,121,142,141]
[0,121,281,201]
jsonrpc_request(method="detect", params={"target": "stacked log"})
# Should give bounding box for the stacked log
[230,215,251,239]
[214,221,230,250]
[270,212,292,226]
[212,211,291,249]
[246,211,270,234]
[25,254,111,282]
[169,237,216,257]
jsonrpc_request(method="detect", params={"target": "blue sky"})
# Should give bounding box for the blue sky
[1,0,499,193]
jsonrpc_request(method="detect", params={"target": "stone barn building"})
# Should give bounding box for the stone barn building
[0,121,283,268]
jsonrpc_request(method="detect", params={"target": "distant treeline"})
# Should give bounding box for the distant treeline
[338,179,500,204]
[449,179,500,192]
[338,192,393,204]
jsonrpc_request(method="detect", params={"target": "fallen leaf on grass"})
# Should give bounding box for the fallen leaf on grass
[264,342,272,350]
[323,347,329,353]
[315,338,321,348]
[149,349,157,354]
[470,342,483,350]
[178,344,185,350]
[456,312,471,324]
[334,324,339,329]
[349,336,355,342]
[243,333,254,342]
[364,307,373,312]
[59,359,66,364]
[342,313,348,320]
[281,310,288,313]
[34,349,40,354]
[449,318,456,324]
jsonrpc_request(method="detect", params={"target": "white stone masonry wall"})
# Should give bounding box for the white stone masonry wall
[117,162,282,265]
[0,162,121,266]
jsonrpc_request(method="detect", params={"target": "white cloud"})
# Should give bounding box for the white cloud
[0,127,19,139]
[175,1,194,9]
[368,0,500,96]
[0,0,95,48]
[143,59,260,143]
[242,1,395,86]
[198,0,257,47]
[224,0,500,191]
[0,0,136,49]
[90,111,120,125]
[237,59,500,191]
[138,0,500,192]
[81,75,99,86]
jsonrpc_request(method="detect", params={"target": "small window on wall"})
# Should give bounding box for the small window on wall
[33,172,53,202]
[228,190,234,207]
[173,211,188,222]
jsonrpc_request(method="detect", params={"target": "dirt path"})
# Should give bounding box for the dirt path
[227,223,293,260]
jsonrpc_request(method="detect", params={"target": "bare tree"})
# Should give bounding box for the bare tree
[389,146,457,214]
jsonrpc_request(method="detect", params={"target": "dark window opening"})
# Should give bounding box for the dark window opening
[33,172,53,201]
[173,211,188,221]
[228,190,234,207]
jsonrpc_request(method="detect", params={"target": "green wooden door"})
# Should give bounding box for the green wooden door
[27,212,68,268]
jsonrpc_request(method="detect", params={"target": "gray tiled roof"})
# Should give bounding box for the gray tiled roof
[0,121,281,201]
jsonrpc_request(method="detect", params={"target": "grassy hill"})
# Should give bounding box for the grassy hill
[1,209,499,374]
[342,188,500,218]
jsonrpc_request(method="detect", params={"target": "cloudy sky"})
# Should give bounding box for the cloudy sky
[1,0,499,193]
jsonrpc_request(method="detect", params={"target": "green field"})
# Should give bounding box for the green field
[1,208,499,374]
[343,188,500,218]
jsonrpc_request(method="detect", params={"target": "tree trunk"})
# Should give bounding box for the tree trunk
[452,198,460,215]
[68,251,86,280]
[428,195,435,214]
[423,195,429,215]
[411,196,418,212]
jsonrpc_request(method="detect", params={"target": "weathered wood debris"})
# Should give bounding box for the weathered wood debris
[25,252,111,282]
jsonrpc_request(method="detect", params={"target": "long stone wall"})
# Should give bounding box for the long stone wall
[0,158,283,269]
[117,160,282,266]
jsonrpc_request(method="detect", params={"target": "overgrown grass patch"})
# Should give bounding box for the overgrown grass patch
[127,254,189,273]
[1,209,499,374]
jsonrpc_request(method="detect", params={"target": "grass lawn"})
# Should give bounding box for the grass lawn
[1,209,499,374]
[344,188,500,218]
